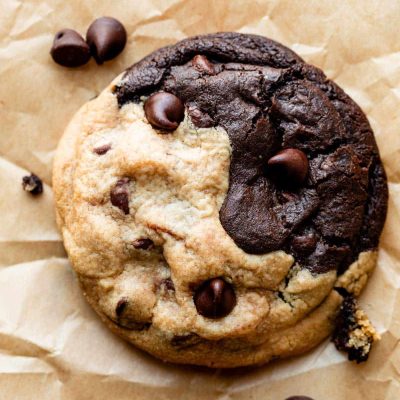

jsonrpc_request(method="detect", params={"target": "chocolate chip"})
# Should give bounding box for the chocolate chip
[116,319,150,331]
[332,290,374,363]
[193,278,236,319]
[292,234,317,255]
[161,278,175,292]
[22,173,43,195]
[110,178,130,214]
[50,29,91,67]
[93,143,111,155]
[114,297,151,330]
[86,17,127,64]
[144,92,184,131]
[132,238,154,250]
[115,297,128,317]
[267,148,309,187]
[171,333,202,349]
[192,55,215,75]
[285,397,314,400]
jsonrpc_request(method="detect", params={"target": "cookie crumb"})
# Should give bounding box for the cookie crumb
[22,173,43,195]
[332,289,380,363]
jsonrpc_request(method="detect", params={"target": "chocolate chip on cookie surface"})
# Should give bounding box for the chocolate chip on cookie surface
[144,92,185,131]
[194,278,236,319]
[54,33,387,368]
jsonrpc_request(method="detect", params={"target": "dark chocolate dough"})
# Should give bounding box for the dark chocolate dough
[115,33,387,274]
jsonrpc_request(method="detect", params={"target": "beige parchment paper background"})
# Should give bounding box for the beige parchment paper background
[0,1,399,399]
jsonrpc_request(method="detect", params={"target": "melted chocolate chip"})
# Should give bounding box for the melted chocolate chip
[162,278,175,292]
[93,143,111,155]
[132,238,154,250]
[115,297,128,317]
[114,297,151,330]
[267,148,309,187]
[116,320,150,331]
[50,29,91,67]
[22,173,43,195]
[171,333,202,349]
[193,278,236,319]
[86,17,127,64]
[110,178,130,214]
[192,55,215,75]
[144,92,184,131]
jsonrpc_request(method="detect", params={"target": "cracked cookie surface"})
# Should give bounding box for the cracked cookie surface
[53,33,387,367]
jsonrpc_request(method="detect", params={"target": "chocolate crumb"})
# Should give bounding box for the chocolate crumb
[22,173,43,195]
[332,288,379,363]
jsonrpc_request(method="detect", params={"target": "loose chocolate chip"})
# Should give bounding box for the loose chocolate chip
[193,278,236,319]
[115,297,128,317]
[292,234,317,255]
[93,143,111,155]
[144,92,184,131]
[132,238,154,250]
[50,29,91,67]
[267,148,309,187]
[285,397,314,400]
[86,17,127,64]
[22,173,43,195]
[192,55,215,75]
[110,178,130,214]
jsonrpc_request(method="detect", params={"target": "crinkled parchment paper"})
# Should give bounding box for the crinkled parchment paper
[0,1,399,399]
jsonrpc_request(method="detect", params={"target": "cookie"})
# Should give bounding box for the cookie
[53,33,388,368]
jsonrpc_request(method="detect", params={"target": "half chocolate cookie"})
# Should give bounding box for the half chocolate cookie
[53,33,387,367]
